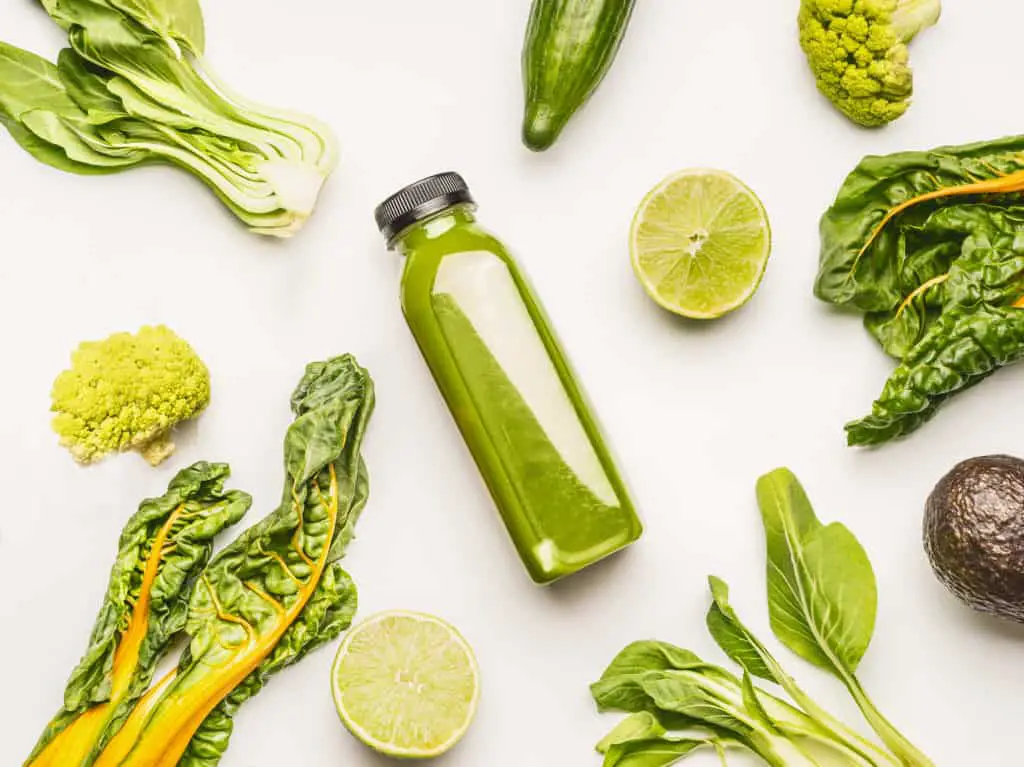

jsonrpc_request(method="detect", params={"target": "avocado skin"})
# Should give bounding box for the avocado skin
[925,454,1024,622]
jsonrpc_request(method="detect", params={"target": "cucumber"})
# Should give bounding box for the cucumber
[521,0,636,151]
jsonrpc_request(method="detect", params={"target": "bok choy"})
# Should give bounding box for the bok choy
[591,469,932,767]
[26,463,251,767]
[0,0,337,237]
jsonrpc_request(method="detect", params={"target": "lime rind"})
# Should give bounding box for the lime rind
[331,610,480,759]
[630,168,772,319]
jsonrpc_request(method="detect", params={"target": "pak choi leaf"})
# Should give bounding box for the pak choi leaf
[0,0,336,237]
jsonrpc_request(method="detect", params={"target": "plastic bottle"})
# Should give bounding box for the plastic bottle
[375,172,642,583]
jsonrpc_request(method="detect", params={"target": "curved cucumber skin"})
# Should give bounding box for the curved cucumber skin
[521,0,636,151]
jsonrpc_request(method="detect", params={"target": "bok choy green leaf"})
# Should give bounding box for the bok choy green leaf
[756,468,931,766]
[0,0,336,237]
[591,468,931,767]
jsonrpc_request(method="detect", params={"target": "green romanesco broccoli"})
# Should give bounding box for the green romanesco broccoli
[799,0,941,127]
[51,325,211,466]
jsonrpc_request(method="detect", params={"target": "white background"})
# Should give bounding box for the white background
[1,1,1020,765]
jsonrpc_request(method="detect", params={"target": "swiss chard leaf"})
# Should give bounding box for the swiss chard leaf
[848,304,1024,445]
[95,356,374,767]
[178,562,360,767]
[815,135,1024,312]
[25,462,250,767]
[815,136,1024,444]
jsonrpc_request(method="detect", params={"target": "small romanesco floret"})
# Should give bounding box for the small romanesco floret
[798,0,941,127]
[51,325,211,466]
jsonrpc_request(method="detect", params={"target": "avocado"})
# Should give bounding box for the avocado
[925,454,1024,622]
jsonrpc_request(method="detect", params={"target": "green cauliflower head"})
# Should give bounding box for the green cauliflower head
[799,0,941,127]
[51,325,211,466]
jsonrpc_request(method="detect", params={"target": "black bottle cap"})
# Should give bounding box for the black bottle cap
[374,172,475,244]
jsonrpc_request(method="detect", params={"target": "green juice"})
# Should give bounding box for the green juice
[376,173,642,583]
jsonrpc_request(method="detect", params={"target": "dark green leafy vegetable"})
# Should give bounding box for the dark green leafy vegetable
[591,468,931,767]
[91,354,373,767]
[814,136,1024,444]
[0,0,336,237]
[26,463,251,767]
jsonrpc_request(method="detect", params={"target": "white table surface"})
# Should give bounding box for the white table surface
[2,1,1020,765]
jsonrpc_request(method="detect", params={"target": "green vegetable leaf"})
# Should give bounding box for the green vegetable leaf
[740,673,779,734]
[592,642,706,716]
[0,41,146,173]
[56,49,129,125]
[640,670,753,740]
[25,463,250,766]
[4,0,336,236]
[601,738,710,767]
[848,303,1024,445]
[638,670,824,767]
[0,40,81,119]
[815,136,1024,312]
[108,0,206,52]
[756,468,876,674]
[600,642,706,680]
[705,577,780,683]
[756,468,933,766]
[596,712,667,753]
[0,120,116,174]
[178,562,360,767]
[814,136,1024,444]
[707,576,898,767]
[93,356,374,767]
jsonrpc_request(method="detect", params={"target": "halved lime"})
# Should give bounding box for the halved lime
[331,611,480,759]
[630,168,771,319]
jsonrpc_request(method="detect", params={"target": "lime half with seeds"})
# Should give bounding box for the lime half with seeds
[331,611,480,759]
[630,168,771,319]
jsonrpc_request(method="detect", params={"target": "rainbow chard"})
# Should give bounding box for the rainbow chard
[92,354,374,767]
[814,136,1024,444]
[26,463,251,767]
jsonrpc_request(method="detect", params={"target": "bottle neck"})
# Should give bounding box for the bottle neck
[392,204,477,256]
